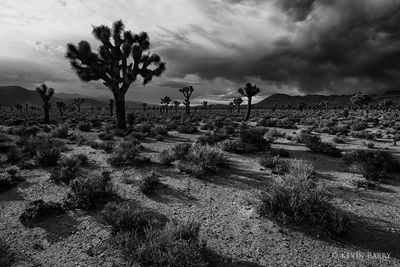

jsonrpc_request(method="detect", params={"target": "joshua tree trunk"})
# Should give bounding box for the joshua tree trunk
[44,103,50,124]
[114,92,126,130]
[244,97,252,121]
[237,105,240,114]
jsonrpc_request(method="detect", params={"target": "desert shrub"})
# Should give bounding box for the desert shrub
[101,202,165,236]
[119,220,206,267]
[65,171,114,210]
[0,142,15,153]
[177,145,228,178]
[50,155,87,184]
[35,146,61,167]
[197,133,229,146]
[223,125,235,135]
[6,147,22,163]
[153,125,169,136]
[108,142,149,167]
[362,141,375,149]
[171,143,192,160]
[98,132,115,141]
[0,133,13,143]
[219,128,270,154]
[51,124,69,138]
[343,150,399,180]
[19,200,64,223]
[269,148,290,158]
[333,135,348,144]
[78,122,91,132]
[351,120,368,131]
[88,140,114,153]
[11,126,40,137]
[298,133,341,157]
[258,160,349,236]
[260,154,289,174]
[0,239,14,267]
[177,124,198,134]
[158,149,176,166]
[139,172,161,195]
[0,167,24,192]
[350,130,376,140]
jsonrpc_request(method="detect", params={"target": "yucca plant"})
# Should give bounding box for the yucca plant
[73,97,85,113]
[238,83,260,121]
[36,84,54,124]
[233,97,243,114]
[66,20,166,129]
[173,101,181,112]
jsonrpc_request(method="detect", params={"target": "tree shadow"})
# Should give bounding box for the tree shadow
[21,212,79,243]
[148,184,197,204]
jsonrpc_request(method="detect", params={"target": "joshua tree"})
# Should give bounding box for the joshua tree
[15,104,23,112]
[203,101,208,111]
[56,101,66,116]
[233,97,243,114]
[173,100,181,112]
[141,103,147,112]
[379,99,394,111]
[297,102,306,111]
[73,97,85,113]
[179,86,194,114]
[108,99,114,117]
[66,20,166,129]
[161,96,172,114]
[351,93,372,110]
[319,101,328,111]
[36,84,54,124]
[228,101,234,113]
[238,83,260,121]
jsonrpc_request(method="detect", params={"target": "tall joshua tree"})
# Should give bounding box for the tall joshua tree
[203,101,208,111]
[238,83,260,121]
[73,97,85,113]
[179,86,194,114]
[161,96,172,114]
[173,100,181,112]
[233,97,243,114]
[65,20,166,129]
[36,84,54,124]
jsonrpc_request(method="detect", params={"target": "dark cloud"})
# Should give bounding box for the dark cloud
[161,0,400,95]
[157,80,202,88]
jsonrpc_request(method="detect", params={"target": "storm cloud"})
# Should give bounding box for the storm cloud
[0,0,399,103]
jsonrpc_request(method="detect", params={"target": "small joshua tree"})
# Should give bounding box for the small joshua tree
[56,101,66,116]
[203,101,208,111]
[36,84,54,124]
[108,99,114,117]
[297,102,306,111]
[161,96,172,114]
[379,99,394,111]
[173,100,181,112]
[141,103,147,112]
[228,101,234,113]
[15,104,23,112]
[351,92,372,110]
[73,98,85,113]
[66,20,166,129]
[179,86,194,114]
[238,83,260,121]
[233,97,243,114]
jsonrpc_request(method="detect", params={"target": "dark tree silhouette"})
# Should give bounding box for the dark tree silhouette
[36,84,54,124]
[65,20,166,129]
[15,104,23,112]
[297,102,306,111]
[108,99,114,117]
[203,101,208,110]
[233,97,243,114]
[238,83,260,121]
[56,101,66,116]
[379,99,394,111]
[161,96,172,114]
[351,93,372,110]
[179,86,194,114]
[141,103,147,112]
[173,100,181,112]
[228,101,234,113]
[73,97,85,113]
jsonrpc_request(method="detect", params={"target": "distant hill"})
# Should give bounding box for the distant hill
[255,93,400,107]
[0,86,143,108]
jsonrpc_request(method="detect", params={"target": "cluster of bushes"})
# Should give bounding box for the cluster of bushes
[108,140,150,167]
[0,239,14,267]
[219,127,270,153]
[258,160,349,236]
[343,150,400,180]
[50,154,88,184]
[0,167,24,193]
[297,133,341,157]
[101,202,207,266]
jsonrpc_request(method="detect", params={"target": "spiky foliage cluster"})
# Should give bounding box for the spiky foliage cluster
[65,20,166,129]
[233,97,243,114]
[179,86,194,114]
[36,84,54,124]
[160,96,172,113]
[73,97,85,113]
[350,93,372,109]
[379,99,394,111]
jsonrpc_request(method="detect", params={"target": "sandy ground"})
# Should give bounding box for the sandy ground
[1,127,400,266]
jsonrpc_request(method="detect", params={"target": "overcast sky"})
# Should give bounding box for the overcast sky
[1,0,399,104]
